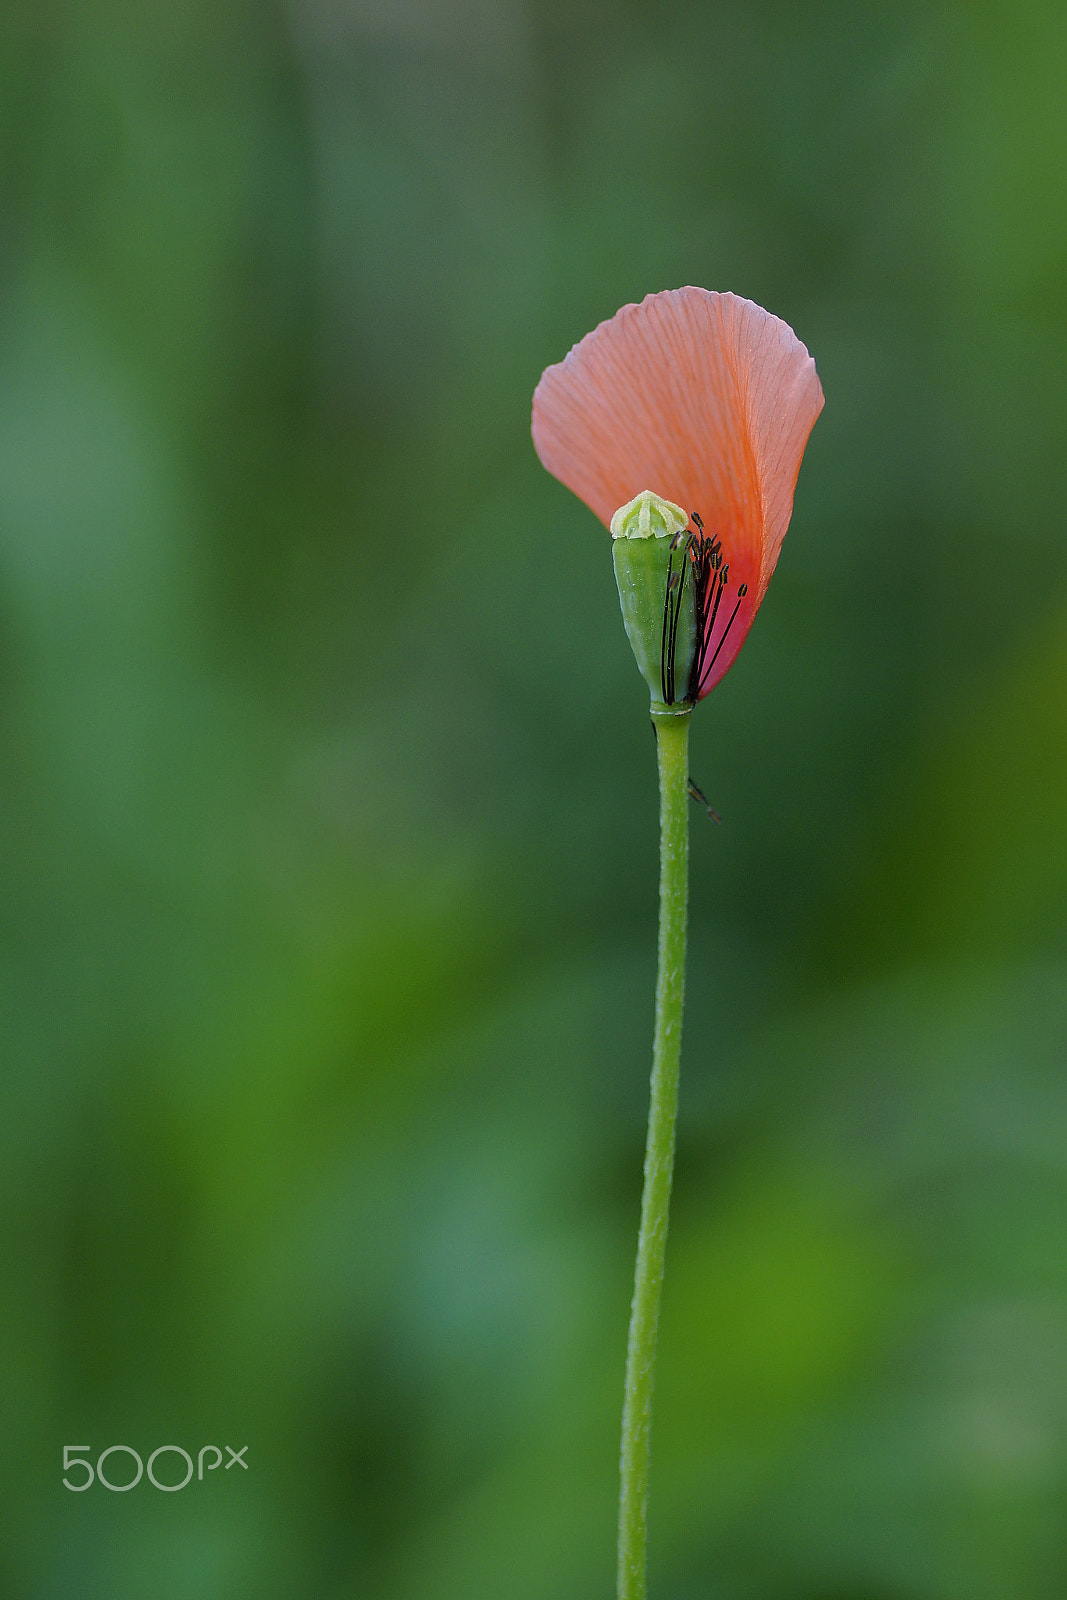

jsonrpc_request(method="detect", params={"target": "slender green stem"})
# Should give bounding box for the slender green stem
[618,707,691,1600]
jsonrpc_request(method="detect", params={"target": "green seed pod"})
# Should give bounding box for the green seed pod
[611,491,696,714]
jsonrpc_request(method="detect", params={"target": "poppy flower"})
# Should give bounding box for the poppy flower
[531,287,823,701]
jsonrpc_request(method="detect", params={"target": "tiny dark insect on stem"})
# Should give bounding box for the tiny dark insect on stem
[687,778,721,824]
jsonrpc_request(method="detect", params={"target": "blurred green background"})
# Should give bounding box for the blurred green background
[2,0,1067,1595]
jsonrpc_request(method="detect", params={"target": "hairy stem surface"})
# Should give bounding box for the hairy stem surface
[617,709,690,1600]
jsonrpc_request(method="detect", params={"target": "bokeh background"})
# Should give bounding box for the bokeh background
[3,0,1067,1595]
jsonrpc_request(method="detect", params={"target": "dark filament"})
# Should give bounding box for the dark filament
[659,534,687,705]
[701,581,748,685]
[657,514,750,705]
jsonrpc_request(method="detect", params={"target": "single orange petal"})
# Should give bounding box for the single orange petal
[532,287,823,696]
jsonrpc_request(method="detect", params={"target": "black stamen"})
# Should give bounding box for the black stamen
[665,572,681,704]
[680,512,754,700]
[701,592,746,689]
[660,545,676,704]
[704,563,727,649]
[660,529,690,704]
[686,536,709,701]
